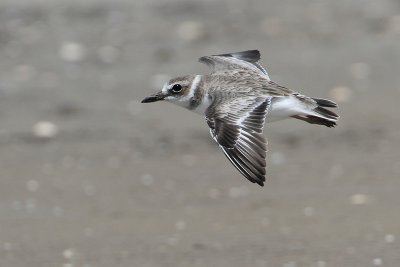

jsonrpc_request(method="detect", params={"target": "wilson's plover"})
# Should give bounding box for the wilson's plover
[142,50,339,186]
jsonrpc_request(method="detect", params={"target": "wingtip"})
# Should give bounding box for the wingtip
[232,50,261,62]
[247,49,261,56]
[257,181,265,187]
[312,98,338,108]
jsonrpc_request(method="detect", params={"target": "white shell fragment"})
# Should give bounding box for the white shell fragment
[350,194,371,205]
[32,121,59,139]
[372,258,383,266]
[177,21,205,42]
[59,42,86,63]
[329,86,352,103]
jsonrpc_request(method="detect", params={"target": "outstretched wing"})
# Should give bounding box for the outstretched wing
[205,95,271,186]
[199,50,270,80]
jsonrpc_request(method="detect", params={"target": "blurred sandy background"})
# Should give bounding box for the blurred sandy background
[0,0,400,266]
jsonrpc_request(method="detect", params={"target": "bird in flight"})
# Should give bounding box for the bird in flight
[142,50,339,186]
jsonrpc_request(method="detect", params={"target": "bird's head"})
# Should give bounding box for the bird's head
[141,75,198,104]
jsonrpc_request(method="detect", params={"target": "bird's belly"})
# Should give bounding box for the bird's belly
[266,96,304,122]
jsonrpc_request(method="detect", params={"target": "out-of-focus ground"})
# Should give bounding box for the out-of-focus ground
[0,0,400,266]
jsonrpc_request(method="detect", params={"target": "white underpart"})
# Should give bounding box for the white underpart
[266,96,309,122]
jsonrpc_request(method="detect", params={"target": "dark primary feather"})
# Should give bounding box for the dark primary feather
[292,115,337,128]
[206,95,271,186]
[314,106,339,120]
[312,98,338,108]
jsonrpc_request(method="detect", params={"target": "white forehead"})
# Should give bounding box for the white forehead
[161,82,169,94]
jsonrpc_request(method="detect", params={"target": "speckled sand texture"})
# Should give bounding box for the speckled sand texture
[0,0,399,266]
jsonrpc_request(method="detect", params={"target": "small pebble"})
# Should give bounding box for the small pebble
[350,194,371,205]
[177,21,204,42]
[316,260,327,267]
[33,121,59,139]
[329,86,352,103]
[63,248,75,260]
[59,42,86,62]
[384,234,395,243]
[372,258,383,266]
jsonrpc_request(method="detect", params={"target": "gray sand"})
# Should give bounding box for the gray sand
[0,0,399,266]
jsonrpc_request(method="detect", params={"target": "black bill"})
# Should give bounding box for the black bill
[141,93,165,103]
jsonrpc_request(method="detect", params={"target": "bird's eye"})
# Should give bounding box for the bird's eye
[170,84,182,93]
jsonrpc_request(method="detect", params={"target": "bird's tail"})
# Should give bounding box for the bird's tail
[293,97,339,128]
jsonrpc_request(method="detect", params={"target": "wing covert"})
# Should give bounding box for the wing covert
[199,50,270,79]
